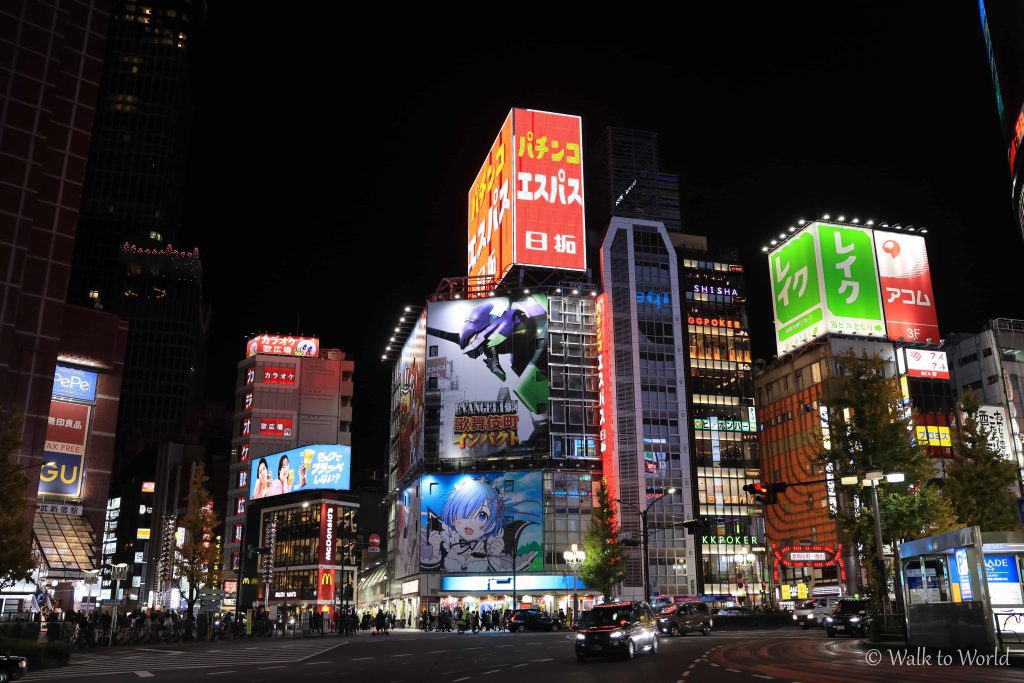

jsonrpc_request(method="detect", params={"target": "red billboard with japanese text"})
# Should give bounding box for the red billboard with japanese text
[512,109,585,271]
[873,232,940,344]
[246,335,319,358]
[595,294,617,497]
[467,109,586,284]
[43,400,90,455]
[257,417,293,436]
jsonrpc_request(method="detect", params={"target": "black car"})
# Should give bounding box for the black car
[824,598,872,637]
[0,653,28,682]
[575,601,659,662]
[656,602,711,636]
[507,608,562,632]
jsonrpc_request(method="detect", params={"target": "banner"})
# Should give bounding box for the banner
[397,313,426,478]
[395,483,421,579]
[249,445,351,501]
[874,232,940,344]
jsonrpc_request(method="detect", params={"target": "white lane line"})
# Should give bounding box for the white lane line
[532,658,553,662]
[429,650,449,654]
[259,666,286,670]
[304,661,331,665]
[496,644,512,648]
[392,653,413,657]
[464,646,482,650]
[135,674,154,679]
[689,663,696,669]
[726,669,741,673]
[513,663,529,668]
[484,670,501,675]
[709,662,720,667]
[351,657,373,661]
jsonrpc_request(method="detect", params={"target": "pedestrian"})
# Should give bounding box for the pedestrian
[470,611,480,633]
[558,608,565,626]
[373,608,387,636]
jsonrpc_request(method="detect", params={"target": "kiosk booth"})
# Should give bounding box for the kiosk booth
[898,526,1024,652]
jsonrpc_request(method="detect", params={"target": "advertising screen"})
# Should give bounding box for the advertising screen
[902,348,949,380]
[977,405,1014,461]
[257,417,293,436]
[249,444,351,501]
[246,335,319,358]
[52,365,97,402]
[511,109,586,271]
[596,294,617,493]
[396,313,426,479]
[874,232,940,344]
[468,111,515,282]
[38,451,84,497]
[426,295,549,459]
[419,471,542,573]
[769,229,824,354]
[985,555,1024,605]
[43,400,90,455]
[394,483,421,580]
[817,224,885,338]
[467,109,585,283]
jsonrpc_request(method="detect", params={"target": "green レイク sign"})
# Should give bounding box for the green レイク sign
[816,224,884,337]
[769,230,823,353]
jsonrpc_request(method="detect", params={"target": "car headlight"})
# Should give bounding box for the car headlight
[792,614,798,620]
[849,617,860,623]
[609,630,623,639]
[809,615,816,620]
[19,661,27,668]
[825,617,833,623]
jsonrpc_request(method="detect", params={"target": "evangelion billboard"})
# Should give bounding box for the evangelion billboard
[249,444,350,501]
[468,109,585,282]
[426,295,549,459]
[419,471,542,573]
[396,312,426,479]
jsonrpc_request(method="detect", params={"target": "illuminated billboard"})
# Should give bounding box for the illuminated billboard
[768,222,938,355]
[595,294,617,495]
[395,483,421,579]
[426,295,549,459]
[396,313,426,479]
[246,335,319,358]
[419,471,542,573]
[874,232,940,344]
[38,451,84,497]
[900,348,949,380]
[257,417,292,436]
[52,365,97,403]
[467,109,585,283]
[249,444,351,501]
[43,400,90,456]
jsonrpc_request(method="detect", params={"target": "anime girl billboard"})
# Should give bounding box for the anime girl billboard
[419,471,542,573]
[397,313,426,477]
[394,483,420,579]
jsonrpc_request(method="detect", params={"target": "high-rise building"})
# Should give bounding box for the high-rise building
[599,218,696,599]
[674,233,768,603]
[0,1,130,613]
[68,0,198,308]
[589,127,682,234]
[219,336,354,607]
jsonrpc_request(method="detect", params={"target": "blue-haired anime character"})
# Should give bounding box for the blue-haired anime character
[421,478,536,572]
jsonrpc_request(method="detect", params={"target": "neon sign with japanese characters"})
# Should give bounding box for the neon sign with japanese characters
[468,109,585,283]
[245,335,318,358]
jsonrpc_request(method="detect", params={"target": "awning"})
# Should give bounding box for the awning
[358,565,388,591]
[33,512,96,579]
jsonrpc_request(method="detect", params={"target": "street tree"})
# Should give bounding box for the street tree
[173,462,221,636]
[579,476,626,602]
[0,412,34,590]
[944,390,1019,531]
[820,351,953,609]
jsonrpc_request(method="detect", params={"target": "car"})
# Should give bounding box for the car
[824,598,872,638]
[792,597,838,629]
[656,602,711,636]
[575,601,659,662]
[0,654,28,682]
[714,606,753,617]
[507,608,562,632]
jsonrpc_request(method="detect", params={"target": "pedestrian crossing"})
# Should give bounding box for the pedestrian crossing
[24,640,345,680]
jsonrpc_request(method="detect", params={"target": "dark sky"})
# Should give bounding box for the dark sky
[181,5,1023,475]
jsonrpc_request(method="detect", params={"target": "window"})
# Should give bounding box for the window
[983,347,993,358]
[988,375,1000,386]
[427,376,438,389]
[429,345,438,358]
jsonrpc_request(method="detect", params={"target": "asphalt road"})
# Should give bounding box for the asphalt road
[21,627,1024,683]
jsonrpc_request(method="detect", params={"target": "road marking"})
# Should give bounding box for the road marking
[429,650,449,654]
[727,669,741,673]
[689,663,696,669]
[464,646,482,650]
[135,674,154,679]
[259,665,286,670]
[206,673,235,676]
[304,661,331,665]
[484,670,501,675]
[532,658,553,662]
[709,663,720,667]
[513,663,529,668]
[496,644,512,647]
[392,653,413,657]
[351,657,373,661]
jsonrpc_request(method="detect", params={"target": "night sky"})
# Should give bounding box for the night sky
[179,5,1022,475]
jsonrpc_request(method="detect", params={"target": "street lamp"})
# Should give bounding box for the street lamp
[563,543,585,627]
[840,469,903,612]
[617,487,676,605]
[109,562,129,646]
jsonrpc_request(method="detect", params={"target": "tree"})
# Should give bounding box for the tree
[820,351,952,610]
[579,477,626,602]
[0,412,34,590]
[173,462,221,636]
[944,390,1020,531]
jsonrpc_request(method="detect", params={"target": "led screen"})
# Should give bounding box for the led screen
[249,444,351,501]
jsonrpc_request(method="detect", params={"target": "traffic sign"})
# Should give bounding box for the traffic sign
[100,599,125,607]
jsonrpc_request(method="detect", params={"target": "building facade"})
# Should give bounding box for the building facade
[674,233,768,604]
[600,217,696,599]
[218,337,354,607]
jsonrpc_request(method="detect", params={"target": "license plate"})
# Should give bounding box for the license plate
[836,626,845,631]
[592,645,602,651]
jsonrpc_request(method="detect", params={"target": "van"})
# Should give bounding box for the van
[793,597,839,629]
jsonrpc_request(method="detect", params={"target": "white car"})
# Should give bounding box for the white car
[792,597,838,629]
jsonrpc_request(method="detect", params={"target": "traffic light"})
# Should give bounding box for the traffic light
[743,482,788,505]
[677,519,703,535]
